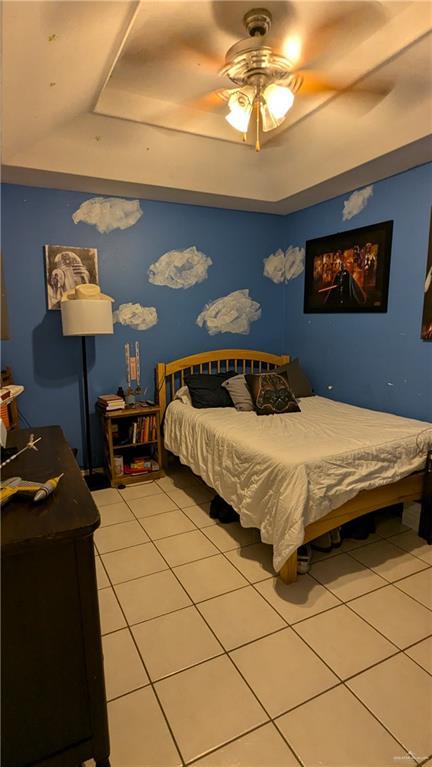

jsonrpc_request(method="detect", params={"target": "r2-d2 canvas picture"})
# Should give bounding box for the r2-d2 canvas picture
[44,244,99,310]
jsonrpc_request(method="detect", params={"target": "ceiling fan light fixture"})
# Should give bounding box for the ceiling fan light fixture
[225,107,251,133]
[225,88,253,133]
[263,83,294,120]
[260,99,278,132]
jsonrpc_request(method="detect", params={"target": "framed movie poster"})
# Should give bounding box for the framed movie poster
[421,210,432,341]
[44,245,99,310]
[304,221,393,313]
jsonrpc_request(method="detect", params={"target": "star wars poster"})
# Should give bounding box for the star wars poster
[304,221,393,314]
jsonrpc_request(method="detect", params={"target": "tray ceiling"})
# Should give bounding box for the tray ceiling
[2,1,432,213]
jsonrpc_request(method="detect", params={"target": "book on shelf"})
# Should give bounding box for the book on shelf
[98,394,126,411]
[126,415,158,444]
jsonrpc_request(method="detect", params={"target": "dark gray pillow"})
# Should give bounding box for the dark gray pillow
[276,358,314,398]
[222,375,255,412]
[184,372,236,408]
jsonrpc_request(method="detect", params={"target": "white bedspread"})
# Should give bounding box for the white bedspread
[164,396,432,570]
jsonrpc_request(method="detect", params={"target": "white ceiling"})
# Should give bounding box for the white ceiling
[2,1,432,213]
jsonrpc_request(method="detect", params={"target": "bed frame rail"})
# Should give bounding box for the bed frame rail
[279,471,425,584]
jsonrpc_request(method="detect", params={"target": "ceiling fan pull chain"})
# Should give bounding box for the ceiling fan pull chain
[255,99,261,152]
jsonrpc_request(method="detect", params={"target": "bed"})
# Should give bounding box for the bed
[156,349,431,584]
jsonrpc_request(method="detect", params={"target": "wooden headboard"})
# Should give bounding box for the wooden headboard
[156,349,290,420]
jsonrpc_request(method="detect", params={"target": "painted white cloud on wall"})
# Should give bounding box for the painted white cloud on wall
[72,197,143,234]
[263,246,305,283]
[113,303,158,331]
[196,289,261,336]
[342,185,374,221]
[148,246,212,289]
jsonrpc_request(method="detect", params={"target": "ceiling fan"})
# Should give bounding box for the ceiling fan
[206,6,386,151]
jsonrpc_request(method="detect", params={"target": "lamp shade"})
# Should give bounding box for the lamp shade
[61,299,114,336]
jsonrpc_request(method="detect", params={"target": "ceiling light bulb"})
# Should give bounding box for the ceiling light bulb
[283,35,302,65]
[264,84,294,120]
[225,89,253,133]
[226,108,251,133]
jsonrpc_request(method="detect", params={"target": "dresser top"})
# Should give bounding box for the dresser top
[1,426,100,552]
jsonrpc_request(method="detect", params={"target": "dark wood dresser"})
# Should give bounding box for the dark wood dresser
[1,426,110,767]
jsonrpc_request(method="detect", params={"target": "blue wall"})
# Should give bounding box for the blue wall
[2,164,431,465]
[283,163,432,422]
[1,185,285,462]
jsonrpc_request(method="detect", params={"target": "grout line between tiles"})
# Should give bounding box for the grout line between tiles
[346,548,431,584]
[136,522,217,544]
[106,680,151,705]
[348,602,432,650]
[386,530,432,559]
[288,611,401,686]
[95,538,152,556]
[99,516,138,529]
[401,636,432,679]
[403,633,432,653]
[100,601,195,635]
[343,678,429,762]
[307,558,432,615]
[185,720,304,767]
[402,652,432,680]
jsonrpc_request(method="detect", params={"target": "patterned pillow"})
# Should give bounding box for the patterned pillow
[245,371,301,416]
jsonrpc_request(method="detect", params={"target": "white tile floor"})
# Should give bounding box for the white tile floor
[91,467,432,767]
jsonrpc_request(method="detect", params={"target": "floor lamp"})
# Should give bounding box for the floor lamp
[61,295,114,490]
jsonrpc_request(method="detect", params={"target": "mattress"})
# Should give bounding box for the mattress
[164,395,432,570]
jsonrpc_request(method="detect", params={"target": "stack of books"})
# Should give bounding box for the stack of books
[97,394,126,411]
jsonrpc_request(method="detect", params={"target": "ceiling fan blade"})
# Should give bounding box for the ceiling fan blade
[294,71,389,98]
[126,29,223,75]
[186,88,232,112]
[300,3,386,68]
[178,38,224,74]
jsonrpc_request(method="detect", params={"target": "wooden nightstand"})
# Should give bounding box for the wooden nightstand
[97,403,164,487]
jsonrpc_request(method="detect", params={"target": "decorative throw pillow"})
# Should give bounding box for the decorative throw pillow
[245,371,301,416]
[184,372,236,409]
[276,358,314,398]
[221,374,255,412]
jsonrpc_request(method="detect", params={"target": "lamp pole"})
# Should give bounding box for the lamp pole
[61,292,114,491]
[81,336,94,481]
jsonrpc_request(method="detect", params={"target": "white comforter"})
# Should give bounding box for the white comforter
[164,396,432,570]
